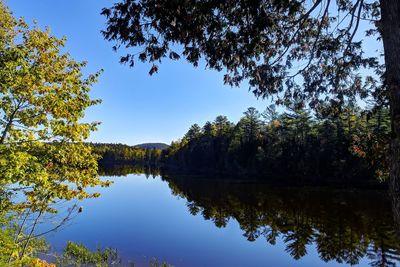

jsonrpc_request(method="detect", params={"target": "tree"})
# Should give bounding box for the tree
[101,0,400,224]
[203,121,216,137]
[185,123,202,141]
[213,115,232,136]
[240,107,261,143]
[0,2,108,262]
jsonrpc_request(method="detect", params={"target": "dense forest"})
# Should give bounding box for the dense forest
[160,105,390,185]
[94,104,390,186]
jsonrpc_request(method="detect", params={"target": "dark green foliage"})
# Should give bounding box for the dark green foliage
[90,143,162,166]
[162,106,390,184]
[184,124,202,141]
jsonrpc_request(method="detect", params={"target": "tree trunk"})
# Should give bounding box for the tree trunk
[380,0,400,233]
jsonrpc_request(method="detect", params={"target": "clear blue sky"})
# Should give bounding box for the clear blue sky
[6,0,269,145]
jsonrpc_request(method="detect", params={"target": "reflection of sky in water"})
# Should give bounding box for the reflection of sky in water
[43,174,377,266]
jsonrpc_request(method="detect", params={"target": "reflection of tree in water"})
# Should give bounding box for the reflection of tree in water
[161,175,400,267]
[99,164,160,177]
[367,224,400,267]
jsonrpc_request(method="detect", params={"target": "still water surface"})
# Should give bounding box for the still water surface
[46,172,400,267]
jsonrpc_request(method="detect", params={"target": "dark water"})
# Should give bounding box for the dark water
[45,169,400,267]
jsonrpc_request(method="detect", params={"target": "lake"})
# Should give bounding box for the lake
[44,170,400,267]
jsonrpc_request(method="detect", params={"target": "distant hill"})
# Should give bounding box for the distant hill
[134,143,169,150]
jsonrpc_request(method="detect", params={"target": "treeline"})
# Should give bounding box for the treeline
[91,105,390,185]
[90,143,162,166]
[161,105,390,184]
